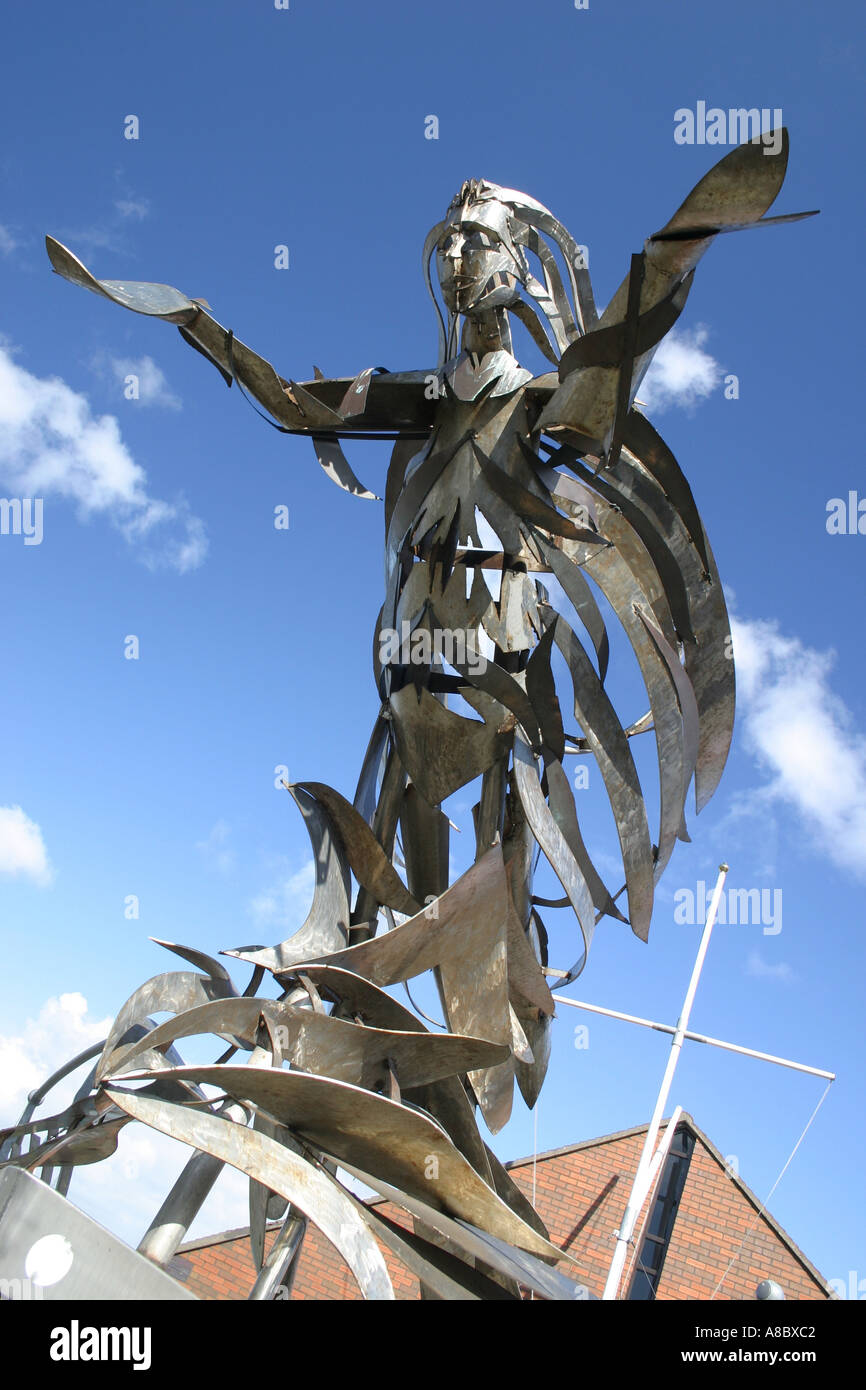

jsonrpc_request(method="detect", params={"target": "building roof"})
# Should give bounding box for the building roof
[504,1111,833,1297]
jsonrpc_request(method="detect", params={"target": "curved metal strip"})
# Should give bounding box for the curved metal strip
[622,409,711,574]
[292,847,513,1131]
[265,1008,511,1092]
[514,1011,552,1110]
[525,623,566,760]
[288,965,495,1180]
[418,610,539,752]
[653,129,790,242]
[504,891,556,1017]
[521,225,581,349]
[96,971,235,1083]
[542,613,656,940]
[149,939,235,985]
[605,448,735,813]
[113,1065,564,1261]
[105,998,271,1076]
[512,732,596,972]
[335,1158,582,1292]
[545,758,627,923]
[310,434,379,500]
[480,570,539,654]
[551,470,676,642]
[357,1199,516,1300]
[287,964,422,1031]
[557,271,693,378]
[469,1054,515,1138]
[566,456,696,644]
[472,441,601,544]
[503,860,555,1109]
[422,218,450,364]
[1,1040,105,1160]
[351,742,407,936]
[102,995,512,1092]
[104,1087,395,1300]
[385,435,427,535]
[637,605,700,843]
[400,782,450,906]
[507,296,560,365]
[685,530,735,812]
[389,684,511,807]
[45,237,199,324]
[297,847,504,993]
[296,781,420,918]
[394,559,435,630]
[0,1096,99,1150]
[515,202,599,332]
[386,431,472,562]
[338,367,377,419]
[226,784,350,972]
[532,534,610,684]
[546,487,690,890]
[482,1142,551,1241]
[9,1118,129,1172]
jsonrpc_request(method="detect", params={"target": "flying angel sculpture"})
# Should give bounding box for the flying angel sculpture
[0,132,816,1299]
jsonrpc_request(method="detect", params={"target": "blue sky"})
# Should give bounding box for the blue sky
[1,0,863,1296]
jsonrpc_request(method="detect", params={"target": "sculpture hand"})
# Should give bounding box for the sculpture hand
[45,236,431,497]
[536,130,804,453]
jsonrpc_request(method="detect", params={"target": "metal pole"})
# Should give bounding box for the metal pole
[137,1099,249,1264]
[248,1214,307,1300]
[550,996,835,1081]
[601,863,729,1301]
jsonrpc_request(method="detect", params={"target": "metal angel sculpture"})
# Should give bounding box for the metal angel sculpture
[0,133,816,1300]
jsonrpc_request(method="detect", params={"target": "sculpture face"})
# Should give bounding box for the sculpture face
[435,214,522,318]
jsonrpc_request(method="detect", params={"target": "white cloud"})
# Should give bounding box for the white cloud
[639,325,722,412]
[731,614,866,880]
[0,992,249,1247]
[249,860,314,929]
[0,805,53,884]
[97,353,182,411]
[0,993,110,1120]
[746,950,795,984]
[196,820,235,877]
[0,989,347,1252]
[57,226,126,256]
[114,198,149,222]
[0,225,18,256]
[0,339,206,572]
[70,1121,250,1247]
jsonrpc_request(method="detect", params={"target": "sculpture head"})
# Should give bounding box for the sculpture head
[424,178,593,364]
[435,180,524,317]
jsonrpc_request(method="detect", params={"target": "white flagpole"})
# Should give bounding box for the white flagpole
[601,863,729,1301]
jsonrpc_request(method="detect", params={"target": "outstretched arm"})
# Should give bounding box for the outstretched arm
[535,130,816,460]
[45,237,435,495]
